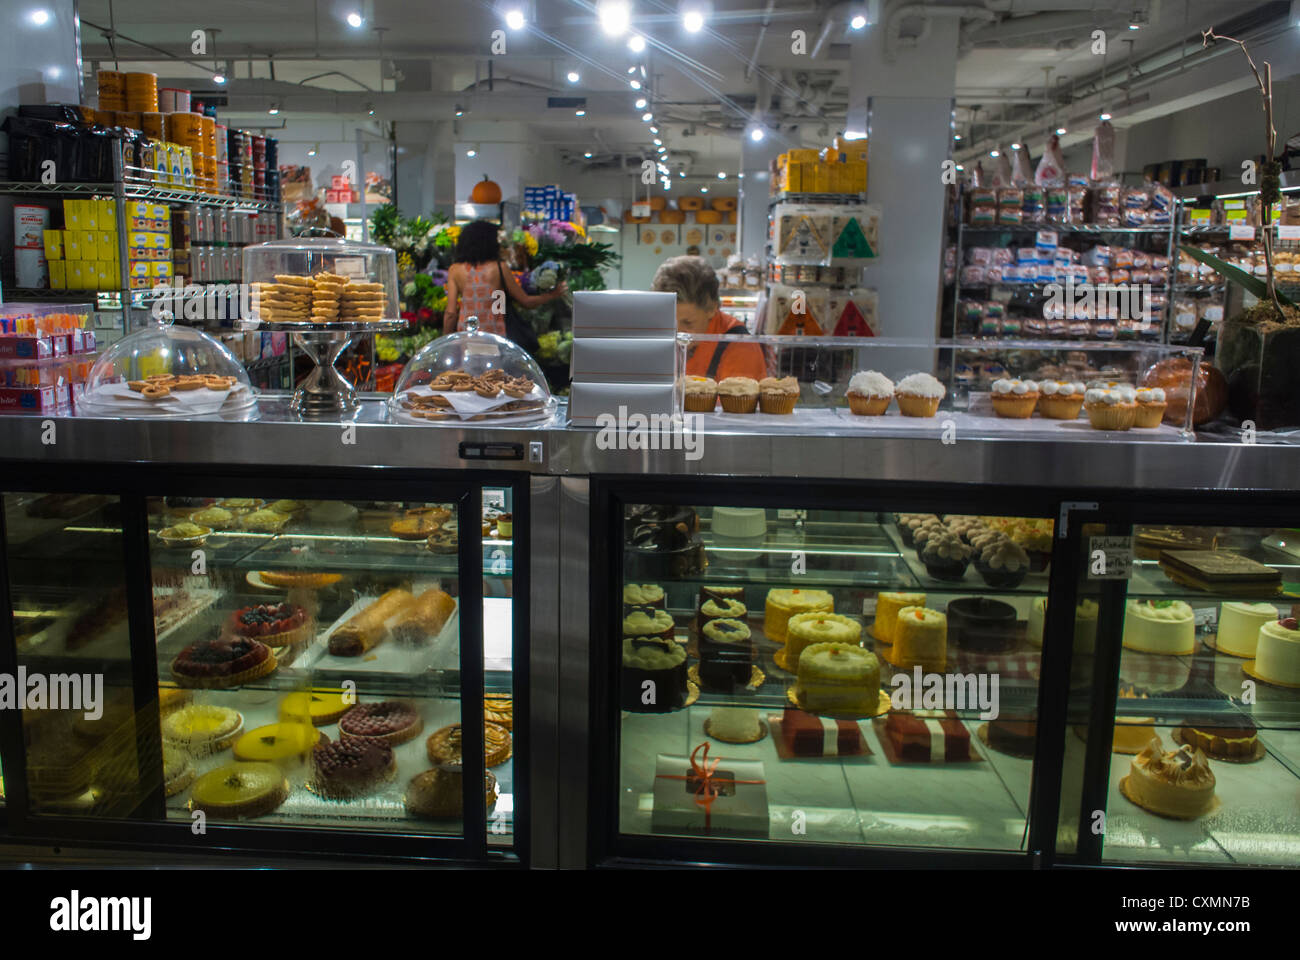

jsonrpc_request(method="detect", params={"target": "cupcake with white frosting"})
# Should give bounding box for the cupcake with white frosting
[990,378,1039,419]
[895,372,946,418]
[1133,386,1167,428]
[1037,381,1087,420]
[1083,383,1138,431]
[846,370,894,416]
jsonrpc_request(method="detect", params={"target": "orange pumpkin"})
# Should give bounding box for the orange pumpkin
[470,175,502,205]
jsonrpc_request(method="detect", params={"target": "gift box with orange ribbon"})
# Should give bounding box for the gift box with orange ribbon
[651,742,768,839]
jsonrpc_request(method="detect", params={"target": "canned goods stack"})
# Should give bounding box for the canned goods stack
[140,112,165,139]
[158,87,190,113]
[96,70,125,111]
[199,115,217,193]
[124,72,159,112]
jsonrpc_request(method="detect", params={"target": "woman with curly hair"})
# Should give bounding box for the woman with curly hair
[443,220,567,335]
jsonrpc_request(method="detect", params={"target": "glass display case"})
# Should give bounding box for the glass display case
[590,478,1072,866]
[1059,513,1300,867]
[0,466,530,864]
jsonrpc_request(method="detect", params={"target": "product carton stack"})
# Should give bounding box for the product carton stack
[567,291,679,427]
[41,198,170,292]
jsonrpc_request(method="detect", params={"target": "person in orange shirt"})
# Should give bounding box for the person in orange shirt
[651,255,769,381]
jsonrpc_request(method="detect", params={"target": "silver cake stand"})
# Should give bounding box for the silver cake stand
[243,318,405,419]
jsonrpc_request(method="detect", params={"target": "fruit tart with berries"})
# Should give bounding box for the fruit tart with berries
[171,635,278,689]
[228,601,312,649]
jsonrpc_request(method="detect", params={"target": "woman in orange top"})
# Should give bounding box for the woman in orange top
[651,255,768,381]
[442,220,567,335]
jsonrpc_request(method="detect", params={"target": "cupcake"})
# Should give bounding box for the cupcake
[898,513,939,547]
[921,533,972,581]
[758,376,800,414]
[716,377,760,414]
[1133,387,1167,428]
[974,538,1031,588]
[846,370,894,415]
[895,372,946,417]
[1037,381,1087,420]
[683,376,718,412]
[1084,384,1137,431]
[911,520,949,554]
[990,378,1039,418]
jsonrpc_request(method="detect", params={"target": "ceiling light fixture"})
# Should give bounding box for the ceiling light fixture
[29,9,51,26]
[575,109,586,116]
[630,79,642,89]
[213,72,226,84]
[567,70,581,83]
[653,138,662,145]
[953,133,962,141]
[1010,142,1021,149]
[635,97,647,108]
[684,10,704,32]
[700,186,708,193]
[466,147,478,158]
[990,149,1000,158]
[642,112,653,121]
[1099,112,1112,121]
[628,34,646,52]
[1055,126,1067,135]
[717,171,726,179]
[505,9,525,30]
[455,106,464,116]
[584,151,593,158]
[649,125,658,134]
[597,0,631,37]
[749,126,765,142]
[307,143,318,156]
[346,11,364,28]
[850,14,867,29]
[678,171,685,178]
[367,102,375,116]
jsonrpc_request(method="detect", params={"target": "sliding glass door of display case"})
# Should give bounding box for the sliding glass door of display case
[1056,499,1300,868]
[0,467,529,864]
[589,478,1074,867]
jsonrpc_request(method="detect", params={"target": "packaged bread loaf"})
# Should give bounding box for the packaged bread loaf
[391,588,456,646]
[328,589,415,656]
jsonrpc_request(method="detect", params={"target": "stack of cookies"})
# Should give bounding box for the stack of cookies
[308,271,345,322]
[253,276,313,323]
[339,281,386,322]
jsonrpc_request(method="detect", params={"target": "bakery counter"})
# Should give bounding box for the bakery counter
[0,396,1299,493]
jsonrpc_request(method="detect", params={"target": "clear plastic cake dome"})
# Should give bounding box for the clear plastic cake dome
[243,236,399,322]
[388,316,556,424]
[79,316,257,418]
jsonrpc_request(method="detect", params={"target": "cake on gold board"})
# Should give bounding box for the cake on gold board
[1247,615,1300,687]
[763,588,833,644]
[704,706,767,744]
[1172,716,1263,762]
[777,612,861,672]
[790,641,885,717]
[883,606,946,672]
[1119,735,1218,820]
[1121,599,1195,655]
[1211,601,1278,657]
[871,591,925,643]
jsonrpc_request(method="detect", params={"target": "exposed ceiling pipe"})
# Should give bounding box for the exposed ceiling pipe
[744,0,777,81]
[886,4,998,61]
[962,11,1122,48]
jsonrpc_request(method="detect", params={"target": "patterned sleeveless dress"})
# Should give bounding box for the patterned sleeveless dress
[454,261,506,335]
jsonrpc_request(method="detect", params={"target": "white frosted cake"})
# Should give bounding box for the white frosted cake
[1026,597,1097,653]
[1254,615,1300,685]
[1027,597,1047,647]
[1122,600,1195,655]
[707,707,762,741]
[1216,601,1277,657]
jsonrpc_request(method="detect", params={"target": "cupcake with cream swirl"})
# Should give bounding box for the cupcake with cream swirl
[1037,380,1087,420]
[1084,383,1138,431]
[990,378,1039,419]
[1133,386,1167,428]
[974,537,1031,588]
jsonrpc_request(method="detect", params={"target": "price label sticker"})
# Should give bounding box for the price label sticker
[1087,535,1133,580]
[1228,224,1256,240]
[1278,225,1300,240]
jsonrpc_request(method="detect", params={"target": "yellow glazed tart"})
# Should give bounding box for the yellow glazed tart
[233,722,323,766]
[190,761,290,819]
[279,690,353,726]
[162,704,243,755]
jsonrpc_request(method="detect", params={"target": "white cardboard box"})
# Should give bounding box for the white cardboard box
[570,337,677,384]
[572,290,677,338]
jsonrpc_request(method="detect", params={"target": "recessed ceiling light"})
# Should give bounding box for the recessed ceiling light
[749,126,765,142]
[636,97,647,108]
[683,7,705,33]
[1055,126,1067,135]
[467,148,477,158]
[630,79,642,90]
[307,143,318,156]
[268,105,279,115]
[575,109,586,117]
[649,125,658,134]
[628,34,646,52]
[213,73,226,84]
[700,186,708,193]
[738,172,745,178]
[455,107,464,116]
[505,9,525,30]
[598,0,630,37]
[29,9,51,26]
[953,133,962,141]
[955,164,964,171]
[567,71,581,83]
[346,11,363,28]
[850,14,867,29]
[584,151,593,158]
[678,171,685,178]
[990,149,1000,157]
[653,138,662,145]
[1010,142,1021,149]
[717,171,726,179]
[642,112,653,121]
[1099,112,1112,121]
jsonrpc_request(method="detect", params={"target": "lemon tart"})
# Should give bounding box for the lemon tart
[162,704,243,755]
[233,722,325,767]
[163,746,195,797]
[279,690,353,727]
[190,761,289,819]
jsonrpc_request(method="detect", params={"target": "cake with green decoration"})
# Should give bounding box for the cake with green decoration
[1122,599,1196,655]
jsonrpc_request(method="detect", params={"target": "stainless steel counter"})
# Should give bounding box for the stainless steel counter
[0,392,1296,492]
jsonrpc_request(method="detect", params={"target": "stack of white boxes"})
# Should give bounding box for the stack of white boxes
[568,291,679,426]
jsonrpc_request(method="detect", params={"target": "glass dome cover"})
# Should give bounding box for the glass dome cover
[389,317,555,424]
[243,236,399,322]
[79,317,256,418]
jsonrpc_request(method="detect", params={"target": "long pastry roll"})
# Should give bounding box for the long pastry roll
[329,589,414,656]
[391,588,456,646]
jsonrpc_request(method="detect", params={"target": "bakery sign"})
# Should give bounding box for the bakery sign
[1088,535,1133,580]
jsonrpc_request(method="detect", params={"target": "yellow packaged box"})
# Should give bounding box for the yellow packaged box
[49,260,66,289]
[149,261,174,278]
[98,197,117,226]
[43,229,63,260]
[67,261,86,289]
[125,200,152,218]
[788,148,820,163]
[129,260,152,278]
[62,230,82,260]
[62,198,83,231]
[96,262,114,290]
[83,200,99,231]
[845,160,867,193]
[813,162,832,193]
[129,276,152,290]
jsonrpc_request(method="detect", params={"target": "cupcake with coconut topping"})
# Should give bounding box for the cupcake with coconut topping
[846,370,894,416]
